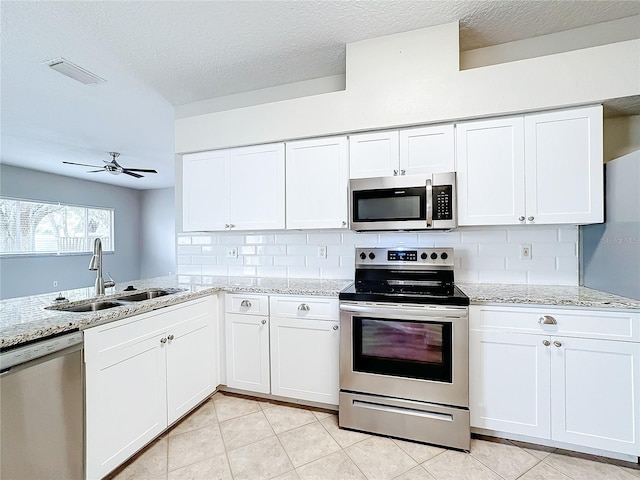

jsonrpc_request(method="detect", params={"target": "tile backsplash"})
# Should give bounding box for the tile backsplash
[176,225,579,285]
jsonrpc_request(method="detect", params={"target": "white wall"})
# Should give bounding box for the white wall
[177,226,579,286]
[604,115,640,162]
[175,21,640,153]
[140,187,176,279]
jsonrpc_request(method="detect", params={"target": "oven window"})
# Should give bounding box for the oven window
[353,187,425,222]
[353,317,452,383]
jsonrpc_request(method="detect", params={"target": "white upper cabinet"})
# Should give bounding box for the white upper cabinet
[399,124,456,175]
[286,136,349,229]
[524,106,603,225]
[456,117,526,225]
[182,150,230,231]
[350,125,455,179]
[457,105,603,226]
[229,143,286,230]
[349,130,399,179]
[182,143,285,231]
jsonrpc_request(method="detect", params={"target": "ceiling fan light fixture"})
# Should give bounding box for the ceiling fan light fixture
[44,57,106,85]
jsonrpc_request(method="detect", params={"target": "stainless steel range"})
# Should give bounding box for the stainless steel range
[338,247,470,451]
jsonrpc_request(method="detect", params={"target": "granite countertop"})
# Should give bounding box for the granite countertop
[0,275,352,349]
[457,283,640,310]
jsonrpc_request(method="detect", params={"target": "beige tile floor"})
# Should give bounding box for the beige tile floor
[108,392,640,480]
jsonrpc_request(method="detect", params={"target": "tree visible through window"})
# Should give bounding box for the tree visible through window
[0,198,114,255]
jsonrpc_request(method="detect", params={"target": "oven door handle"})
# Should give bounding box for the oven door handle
[339,302,464,318]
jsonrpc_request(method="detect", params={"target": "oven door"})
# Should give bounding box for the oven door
[339,301,468,408]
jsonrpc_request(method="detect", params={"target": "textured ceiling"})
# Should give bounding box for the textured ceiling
[1,1,639,189]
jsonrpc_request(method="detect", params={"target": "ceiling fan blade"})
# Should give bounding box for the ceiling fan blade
[86,170,105,173]
[63,161,104,168]
[123,171,144,178]
[123,168,157,173]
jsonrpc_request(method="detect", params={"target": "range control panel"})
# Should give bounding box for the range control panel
[355,247,455,267]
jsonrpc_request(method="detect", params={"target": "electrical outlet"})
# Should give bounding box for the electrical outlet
[318,246,327,259]
[53,280,58,287]
[226,247,238,259]
[520,244,532,260]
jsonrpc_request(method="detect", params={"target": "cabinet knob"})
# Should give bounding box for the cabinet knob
[225,224,230,229]
[261,319,267,325]
[342,221,347,227]
[400,169,406,175]
[393,169,398,176]
[553,340,562,348]
[528,216,534,221]
[240,300,252,308]
[542,340,551,346]
[298,303,310,311]
[518,216,525,222]
[333,325,339,331]
[160,337,167,344]
[167,334,174,341]
[538,315,557,325]
[229,224,235,228]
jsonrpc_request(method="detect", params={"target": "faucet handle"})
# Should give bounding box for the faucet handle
[105,272,116,288]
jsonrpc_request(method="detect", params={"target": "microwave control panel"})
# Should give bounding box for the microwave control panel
[432,185,453,220]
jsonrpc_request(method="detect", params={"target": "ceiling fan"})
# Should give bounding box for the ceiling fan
[63,152,157,178]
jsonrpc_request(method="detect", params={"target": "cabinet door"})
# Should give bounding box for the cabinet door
[551,337,640,455]
[85,333,167,480]
[469,330,551,438]
[166,300,218,425]
[349,130,399,179]
[225,313,270,393]
[286,136,349,229]
[456,117,526,225]
[524,105,604,225]
[399,124,455,174]
[182,151,230,231]
[229,143,285,230]
[270,317,340,404]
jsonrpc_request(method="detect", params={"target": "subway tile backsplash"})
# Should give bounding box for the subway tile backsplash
[176,225,579,285]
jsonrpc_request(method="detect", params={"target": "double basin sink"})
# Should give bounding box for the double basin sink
[47,288,184,313]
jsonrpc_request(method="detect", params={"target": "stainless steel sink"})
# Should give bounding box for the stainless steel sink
[59,301,125,313]
[115,289,171,302]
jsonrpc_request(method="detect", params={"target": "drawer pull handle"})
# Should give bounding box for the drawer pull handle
[167,334,174,341]
[554,340,562,348]
[160,337,167,344]
[240,300,252,308]
[261,319,267,325]
[518,216,525,222]
[528,216,535,221]
[543,340,550,346]
[538,316,557,325]
[298,303,310,311]
[333,325,339,331]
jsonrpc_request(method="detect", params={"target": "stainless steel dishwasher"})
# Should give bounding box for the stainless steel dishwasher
[1,331,84,480]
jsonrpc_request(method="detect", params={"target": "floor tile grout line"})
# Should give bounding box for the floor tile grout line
[467,444,543,480]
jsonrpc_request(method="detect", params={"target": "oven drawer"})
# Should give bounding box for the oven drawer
[339,391,470,451]
[225,294,269,316]
[270,296,338,321]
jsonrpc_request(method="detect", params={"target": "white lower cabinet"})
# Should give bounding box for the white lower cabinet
[224,293,340,405]
[84,297,218,480]
[470,305,640,457]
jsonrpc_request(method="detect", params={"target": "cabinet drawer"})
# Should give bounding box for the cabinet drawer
[269,296,338,321]
[225,294,269,315]
[470,305,640,342]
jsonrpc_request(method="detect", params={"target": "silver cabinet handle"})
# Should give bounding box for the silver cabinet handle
[400,169,406,175]
[543,340,550,346]
[539,316,557,325]
[229,224,235,228]
[240,300,252,308]
[298,303,310,311]
[393,169,398,176]
[333,325,339,331]
[518,216,525,221]
[261,319,267,325]
[225,224,230,229]
[160,337,167,344]
[528,216,534,221]
[554,340,562,348]
[167,334,174,341]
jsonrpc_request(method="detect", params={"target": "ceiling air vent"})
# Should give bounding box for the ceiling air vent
[44,57,106,85]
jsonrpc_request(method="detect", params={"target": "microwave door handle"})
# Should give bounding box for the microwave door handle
[426,178,433,227]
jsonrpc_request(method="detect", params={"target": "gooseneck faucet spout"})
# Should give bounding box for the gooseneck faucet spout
[89,238,115,295]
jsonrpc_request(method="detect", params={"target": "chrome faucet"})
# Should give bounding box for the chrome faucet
[88,238,115,295]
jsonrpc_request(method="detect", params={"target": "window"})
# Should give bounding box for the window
[0,197,114,255]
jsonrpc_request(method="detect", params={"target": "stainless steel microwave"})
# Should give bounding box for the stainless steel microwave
[349,172,457,231]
